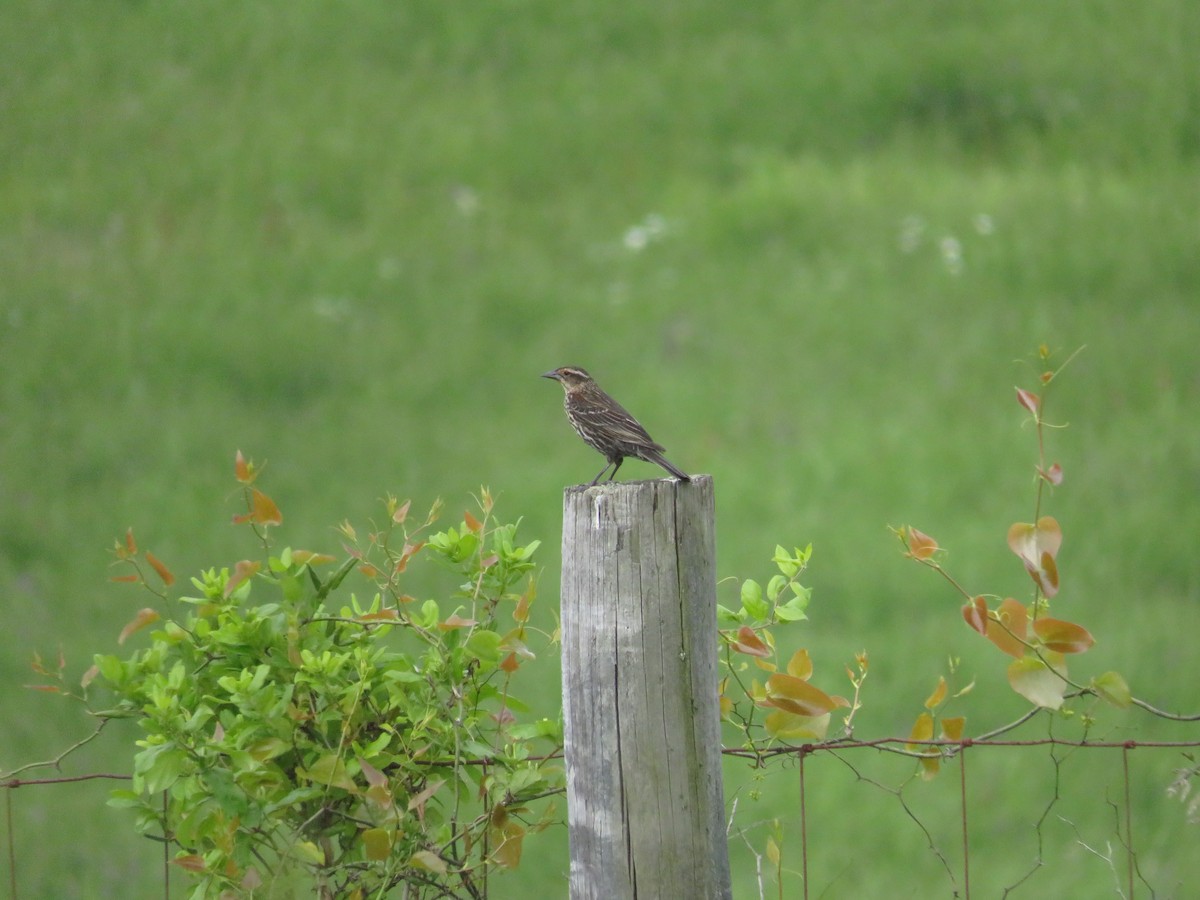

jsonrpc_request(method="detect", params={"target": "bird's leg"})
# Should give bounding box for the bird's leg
[605,457,624,482]
[589,460,614,486]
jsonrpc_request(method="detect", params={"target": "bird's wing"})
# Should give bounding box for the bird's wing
[573,392,661,447]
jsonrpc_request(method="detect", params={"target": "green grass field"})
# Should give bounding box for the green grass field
[3,2,1199,896]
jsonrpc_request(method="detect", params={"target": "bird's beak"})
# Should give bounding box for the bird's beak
[541,370,560,380]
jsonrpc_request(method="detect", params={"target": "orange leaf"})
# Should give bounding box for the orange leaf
[1015,387,1040,414]
[906,526,939,560]
[499,652,521,674]
[464,510,483,533]
[1007,518,1062,598]
[110,574,140,583]
[924,676,947,711]
[1032,617,1094,654]
[145,552,175,587]
[1034,550,1060,597]
[225,560,261,598]
[730,626,771,658]
[763,673,840,717]
[906,711,935,754]
[940,716,966,742]
[785,649,813,680]
[234,450,253,484]
[125,527,137,555]
[513,588,532,624]
[393,499,411,524]
[986,597,1028,658]
[119,608,161,645]
[1006,517,1063,564]
[962,597,988,635]
[250,488,282,526]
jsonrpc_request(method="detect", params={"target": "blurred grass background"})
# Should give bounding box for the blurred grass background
[2,1,1198,896]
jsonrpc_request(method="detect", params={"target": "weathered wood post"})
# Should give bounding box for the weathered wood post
[560,475,731,899]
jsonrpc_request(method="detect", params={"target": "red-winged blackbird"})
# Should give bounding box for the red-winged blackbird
[542,365,690,486]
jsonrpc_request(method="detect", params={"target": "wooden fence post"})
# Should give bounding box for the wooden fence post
[560,475,731,899]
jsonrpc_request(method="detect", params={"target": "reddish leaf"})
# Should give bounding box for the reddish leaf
[172,855,208,874]
[730,626,771,658]
[1039,462,1064,486]
[1032,617,1094,654]
[407,778,444,819]
[986,597,1028,658]
[906,526,939,560]
[1015,387,1040,414]
[357,610,400,623]
[1007,518,1063,598]
[393,499,411,524]
[145,551,175,587]
[225,560,261,597]
[290,550,336,566]
[80,664,100,689]
[499,652,521,674]
[357,757,387,788]
[463,510,483,533]
[438,613,476,632]
[125,527,137,555]
[119,608,161,645]
[110,574,140,583]
[393,541,424,575]
[962,597,988,635]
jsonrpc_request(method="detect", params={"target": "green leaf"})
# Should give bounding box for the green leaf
[298,754,357,791]
[716,604,744,626]
[135,743,189,794]
[1093,671,1132,709]
[466,630,502,665]
[740,579,768,620]
[765,574,787,602]
[1007,654,1068,709]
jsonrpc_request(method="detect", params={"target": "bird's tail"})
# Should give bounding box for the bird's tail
[645,450,691,482]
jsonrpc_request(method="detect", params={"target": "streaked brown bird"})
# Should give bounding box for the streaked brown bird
[542,365,690,486]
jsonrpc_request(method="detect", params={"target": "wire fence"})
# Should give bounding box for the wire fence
[722,734,1200,899]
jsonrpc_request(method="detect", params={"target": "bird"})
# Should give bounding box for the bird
[541,366,690,486]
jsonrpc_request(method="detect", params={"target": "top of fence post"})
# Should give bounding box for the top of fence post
[559,475,731,900]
